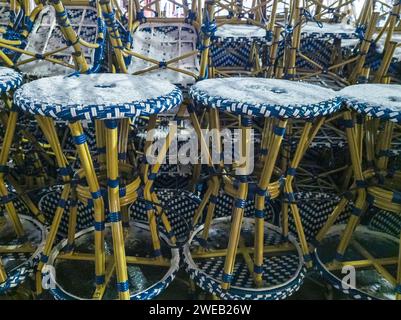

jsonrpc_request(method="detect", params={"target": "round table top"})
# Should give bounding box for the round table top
[190,77,342,119]
[0,67,23,94]
[14,73,183,121]
[340,84,401,123]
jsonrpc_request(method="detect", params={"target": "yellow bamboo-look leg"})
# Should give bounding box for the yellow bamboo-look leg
[35,184,71,294]
[34,116,72,293]
[104,119,130,300]
[335,111,366,261]
[0,260,7,283]
[284,118,325,267]
[221,117,252,291]
[0,109,24,237]
[66,187,78,251]
[68,121,106,298]
[144,123,178,257]
[254,119,287,285]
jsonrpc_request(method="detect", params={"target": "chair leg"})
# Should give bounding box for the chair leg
[0,110,24,237]
[254,119,287,285]
[35,185,71,294]
[66,186,78,251]
[34,116,73,294]
[221,181,248,291]
[221,117,252,291]
[143,124,178,256]
[104,119,130,300]
[335,111,366,261]
[69,121,106,298]
[0,259,7,283]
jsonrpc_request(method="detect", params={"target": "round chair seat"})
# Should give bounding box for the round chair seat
[0,67,23,94]
[0,215,46,293]
[13,73,183,121]
[184,217,306,300]
[214,24,272,44]
[301,22,358,40]
[340,84,401,123]
[190,78,342,119]
[314,224,400,300]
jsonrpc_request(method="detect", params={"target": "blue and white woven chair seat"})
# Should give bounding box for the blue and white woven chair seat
[190,78,342,119]
[0,67,23,94]
[15,5,104,77]
[340,84,401,123]
[127,23,199,88]
[45,222,179,300]
[14,73,183,121]
[0,215,46,293]
[301,22,358,40]
[313,223,400,300]
[288,192,351,240]
[211,24,270,69]
[184,217,307,300]
[42,189,198,300]
[214,24,272,44]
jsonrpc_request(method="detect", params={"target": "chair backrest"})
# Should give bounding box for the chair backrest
[0,1,10,28]
[128,22,199,87]
[16,4,102,77]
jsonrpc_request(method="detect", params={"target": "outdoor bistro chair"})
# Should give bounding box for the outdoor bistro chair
[0,66,46,294]
[314,83,401,300]
[184,77,343,299]
[13,73,184,300]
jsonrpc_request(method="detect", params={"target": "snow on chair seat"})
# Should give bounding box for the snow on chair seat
[127,22,200,88]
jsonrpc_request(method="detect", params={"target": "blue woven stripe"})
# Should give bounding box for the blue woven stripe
[58,199,66,209]
[148,173,157,181]
[94,221,105,231]
[91,190,102,199]
[254,265,263,274]
[73,134,87,145]
[58,167,72,177]
[256,187,269,197]
[104,119,117,129]
[96,275,105,285]
[285,192,296,203]
[210,195,218,204]
[255,209,265,218]
[40,254,49,263]
[116,280,129,292]
[119,187,126,197]
[153,249,162,257]
[355,180,367,188]
[222,273,233,283]
[108,211,121,222]
[392,192,401,205]
[287,167,297,176]
[234,199,246,208]
[274,126,286,136]
[107,178,119,188]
